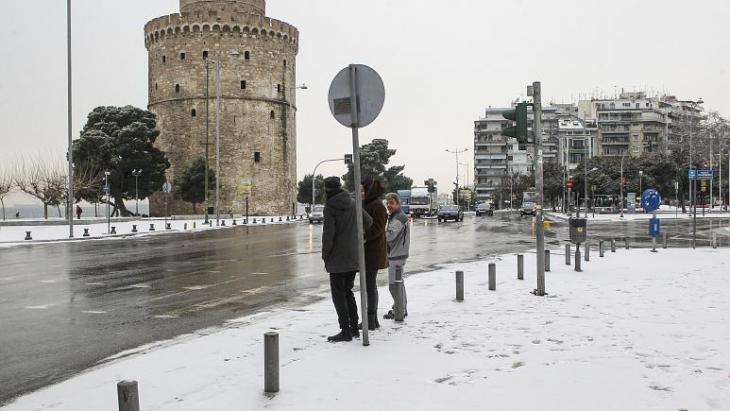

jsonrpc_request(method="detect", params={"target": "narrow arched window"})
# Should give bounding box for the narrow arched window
[203,50,209,60]
[270,110,276,119]
[175,84,180,93]
[241,80,247,90]
[244,51,250,60]
[162,55,166,63]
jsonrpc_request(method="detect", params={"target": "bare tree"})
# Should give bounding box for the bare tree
[0,167,12,221]
[14,156,67,220]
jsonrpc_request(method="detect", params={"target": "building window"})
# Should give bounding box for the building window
[155,82,158,90]
[191,109,197,117]
[241,80,247,89]
[244,51,250,60]
[180,52,186,60]
[203,50,209,60]
[254,152,261,163]
[283,59,287,67]
[162,55,166,63]
[270,110,276,119]
[276,84,282,93]
[175,84,180,93]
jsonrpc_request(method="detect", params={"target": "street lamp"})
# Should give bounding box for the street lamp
[620,155,626,218]
[66,0,74,239]
[311,158,345,212]
[639,170,644,212]
[446,148,469,209]
[132,169,143,216]
[104,171,111,234]
[688,98,704,217]
[582,167,598,218]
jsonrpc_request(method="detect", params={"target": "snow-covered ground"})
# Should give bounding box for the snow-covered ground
[3,248,729,411]
[0,216,302,248]
[547,206,730,223]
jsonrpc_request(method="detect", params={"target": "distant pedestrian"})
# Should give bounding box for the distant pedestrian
[360,177,388,330]
[75,205,83,220]
[321,176,372,343]
[15,211,19,219]
[384,193,410,320]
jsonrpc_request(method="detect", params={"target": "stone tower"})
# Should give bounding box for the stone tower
[144,0,299,216]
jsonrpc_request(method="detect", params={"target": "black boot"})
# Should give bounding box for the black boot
[327,329,353,343]
[383,310,394,320]
[350,326,360,338]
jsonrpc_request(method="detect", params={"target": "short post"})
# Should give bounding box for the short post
[111,226,117,235]
[193,222,197,229]
[279,216,283,222]
[165,223,171,230]
[83,228,90,237]
[149,224,155,232]
[565,244,571,266]
[611,238,616,253]
[271,218,274,223]
[625,238,630,250]
[544,250,551,272]
[253,218,258,224]
[117,380,140,411]
[599,240,605,258]
[651,236,658,253]
[712,232,718,249]
[233,219,237,226]
[394,280,405,322]
[221,220,226,227]
[24,231,32,241]
[286,216,290,222]
[184,223,188,230]
[584,241,590,262]
[264,332,280,394]
[455,271,464,301]
[132,225,138,233]
[488,263,496,291]
[517,254,524,280]
[575,244,582,272]
[662,232,668,249]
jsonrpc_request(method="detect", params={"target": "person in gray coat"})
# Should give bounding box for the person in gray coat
[383,192,411,320]
[322,176,372,342]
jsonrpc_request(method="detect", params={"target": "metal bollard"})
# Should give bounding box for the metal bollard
[83,228,90,237]
[575,245,582,272]
[117,380,140,411]
[662,232,668,249]
[149,224,155,232]
[132,225,138,233]
[585,242,590,262]
[253,218,257,224]
[193,222,197,229]
[455,271,464,301]
[24,231,32,241]
[287,216,290,222]
[244,219,248,225]
[565,244,571,266]
[166,223,171,230]
[625,238,630,250]
[111,226,117,235]
[544,250,551,272]
[264,332,280,393]
[489,263,496,291]
[221,220,226,227]
[599,240,605,258]
[184,223,188,230]
[394,280,406,322]
[611,239,616,253]
[712,232,718,249]
[233,219,237,226]
[271,218,275,223]
[279,217,283,222]
[517,254,524,280]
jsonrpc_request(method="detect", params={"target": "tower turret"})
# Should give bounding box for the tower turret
[180,0,265,16]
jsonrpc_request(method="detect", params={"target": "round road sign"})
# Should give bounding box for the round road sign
[328,64,385,129]
[641,188,661,212]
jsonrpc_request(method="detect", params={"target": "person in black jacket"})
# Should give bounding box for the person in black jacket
[322,177,372,342]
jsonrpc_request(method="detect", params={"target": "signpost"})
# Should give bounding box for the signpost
[641,188,662,252]
[328,64,385,347]
[688,169,713,249]
[163,181,173,230]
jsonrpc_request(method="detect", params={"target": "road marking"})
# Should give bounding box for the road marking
[82,310,107,315]
[85,282,105,286]
[183,285,211,291]
[252,272,270,276]
[25,305,51,310]
[153,314,179,319]
[130,284,152,289]
[40,279,58,284]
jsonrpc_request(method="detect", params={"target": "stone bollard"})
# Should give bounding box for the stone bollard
[264,332,280,394]
[712,232,718,249]
[184,223,188,230]
[662,232,668,249]
[565,244,571,266]
[24,231,32,241]
[611,239,617,253]
[279,217,283,222]
[489,264,497,291]
[111,227,117,235]
[544,250,551,272]
[625,238,630,250]
[132,225,138,233]
[83,228,91,237]
[271,218,275,223]
[455,271,464,301]
[517,254,524,280]
[244,219,248,225]
[233,220,237,226]
[193,222,197,229]
[575,245,582,272]
[585,242,590,262]
[166,223,171,230]
[287,216,290,222]
[599,240,605,258]
[149,224,155,232]
[117,380,140,411]
[394,280,406,322]
[253,218,258,224]
[221,220,226,227]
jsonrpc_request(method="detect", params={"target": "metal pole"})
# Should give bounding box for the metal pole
[620,156,625,218]
[215,55,222,226]
[565,244,571,265]
[135,175,139,216]
[67,0,74,239]
[575,243,582,272]
[455,271,464,301]
[533,81,546,296]
[585,241,590,262]
[488,263,496,291]
[348,65,369,346]
[693,178,697,249]
[264,332,279,393]
[106,174,110,234]
[204,61,210,224]
[517,254,524,280]
[599,240,605,257]
[584,141,589,218]
[117,381,140,411]
[544,250,551,272]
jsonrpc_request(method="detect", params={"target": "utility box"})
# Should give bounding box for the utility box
[569,218,587,244]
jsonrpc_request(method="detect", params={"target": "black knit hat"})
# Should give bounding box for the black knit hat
[324,177,342,192]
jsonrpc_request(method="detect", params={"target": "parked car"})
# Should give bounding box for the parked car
[309,205,325,224]
[438,205,464,222]
[475,202,494,217]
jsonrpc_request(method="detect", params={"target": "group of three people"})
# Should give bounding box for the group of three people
[320,176,411,342]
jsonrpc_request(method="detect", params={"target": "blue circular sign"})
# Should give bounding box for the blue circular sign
[641,189,661,212]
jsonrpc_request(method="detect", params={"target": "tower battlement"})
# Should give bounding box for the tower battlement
[180,0,265,16]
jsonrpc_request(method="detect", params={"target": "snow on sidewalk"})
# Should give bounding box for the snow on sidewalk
[3,248,730,411]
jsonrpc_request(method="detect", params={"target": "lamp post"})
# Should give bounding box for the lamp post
[446,148,469,209]
[639,170,644,212]
[66,0,74,238]
[620,155,626,218]
[582,167,598,218]
[688,98,704,217]
[132,169,143,216]
[311,158,344,212]
[104,171,111,234]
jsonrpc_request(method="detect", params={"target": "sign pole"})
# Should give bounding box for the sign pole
[348,65,370,346]
[533,81,546,297]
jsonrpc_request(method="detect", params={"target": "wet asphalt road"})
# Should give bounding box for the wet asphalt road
[0,212,726,404]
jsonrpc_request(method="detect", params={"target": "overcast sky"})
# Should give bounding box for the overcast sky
[1,0,729,204]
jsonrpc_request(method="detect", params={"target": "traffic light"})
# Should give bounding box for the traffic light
[502,102,529,143]
[424,178,437,193]
[344,154,353,165]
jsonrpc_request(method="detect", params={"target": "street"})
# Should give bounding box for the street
[0,213,726,404]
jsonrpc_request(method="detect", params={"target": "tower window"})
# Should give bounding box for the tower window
[203,50,209,60]
[180,52,186,60]
[270,110,276,119]
[155,82,158,90]
[276,84,282,93]
[283,59,287,67]
[191,109,197,117]
[175,84,180,93]
[162,55,166,63]
[254,152,261,163]
[244,51,250,60]
[241,80,247,89]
